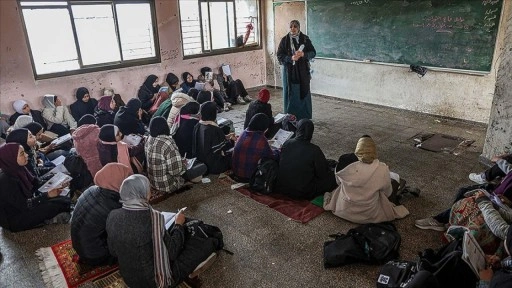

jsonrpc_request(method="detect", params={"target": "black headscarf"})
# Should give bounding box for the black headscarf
[295,119,314,141]
[149,116,170,137]
[25,122,44,136]
[200,102,217,122]
[78,114,97,127]
[125,98,142,114]
[76,87,89,101]
[181,72,196,88]
[197,91,213,104]
[200,67,212,77]
[248,113,270,132]
[143,74,160,94]
[166,73,179,88]
[99,124,117,142]
[188,88,199,100]
[180,101,200,116]
[70,87,97,122]
[6,128,31,151]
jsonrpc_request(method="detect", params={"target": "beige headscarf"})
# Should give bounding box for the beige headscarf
[354,136,377,164]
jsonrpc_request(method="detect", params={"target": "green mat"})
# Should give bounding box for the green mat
[311,195,324,208]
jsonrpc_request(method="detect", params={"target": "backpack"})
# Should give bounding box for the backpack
[249,158,279,194]
[63,154,93,197]
[324,222,401,268]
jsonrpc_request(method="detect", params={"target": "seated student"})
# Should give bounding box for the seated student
[71,163,133,266]
[232,113,280,182]
[197,67,231,112]
[9,99,47,131]
[24,122,68,161]
[138,74,161,112]
[166,92,195,134]
[0,143,71,232]
[275,119,337,200]
[9,115,33,132]
[243,88,276,137]
[145,117,206,193]
[106,175,218,288]
[187,88,199,101]
[415,169,512,232]
[323,135,410,224]
[150,73,182,117]
[6,128,52,178]
[70,87,98,123]
[97,124,145,174]
[173,102,200,158]
[193,102,235,174]
[180,72,197,94]
[0,113,9,139]
[469,153,512,184]
[42,94,77,136]
[94,94,116,128]
[114,98,146,136]
[216,65,251,105]
[72,114,102,177]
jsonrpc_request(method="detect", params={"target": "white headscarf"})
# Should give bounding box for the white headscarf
[13,115,33,129]
[13,100,28,114]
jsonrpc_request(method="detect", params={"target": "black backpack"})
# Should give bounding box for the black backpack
[249,158,279,195]
[324,222,401,268]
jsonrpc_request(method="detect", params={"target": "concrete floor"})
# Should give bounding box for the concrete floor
[0,87,489,287]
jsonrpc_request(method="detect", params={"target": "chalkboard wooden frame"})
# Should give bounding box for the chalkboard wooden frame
[306,0,504,74]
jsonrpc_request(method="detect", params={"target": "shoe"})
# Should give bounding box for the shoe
[414,217,446,231]
[236,96,246,105]
[242,95,253,103]
[189,252,217,279]
[190,175,202,183]
[469,172,487,184]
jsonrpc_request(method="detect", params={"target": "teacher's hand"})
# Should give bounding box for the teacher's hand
[296,51,304,57]
[292,55,300,61]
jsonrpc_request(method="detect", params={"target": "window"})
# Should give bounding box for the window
[19,1,159,79]
[179,0,260,57]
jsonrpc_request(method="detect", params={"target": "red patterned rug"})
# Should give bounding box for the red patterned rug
[235,187,325,224]
[36,240,119,287]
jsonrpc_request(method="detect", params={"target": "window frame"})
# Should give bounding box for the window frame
[179,0,261,59]
[18,0,161,80]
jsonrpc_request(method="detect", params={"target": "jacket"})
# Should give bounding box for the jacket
[193,123,231,174]
[41,104,77,130]
[113,106,146,136]
[145,135,185,193]
[71,186,121,264]
[72,124,102,176]
[323,160,409,224]
[9,110,48,130]
[243,100,273,130]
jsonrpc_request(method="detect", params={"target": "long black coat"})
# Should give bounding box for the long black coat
[71,186,121,265]
[243,100,273,130]
[193,123,231,174]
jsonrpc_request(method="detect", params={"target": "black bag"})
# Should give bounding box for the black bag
[377,260,417,288]
[249,158,279,195]
[323,222,401,268]
[63,154,93,196]
[184,219,224,250]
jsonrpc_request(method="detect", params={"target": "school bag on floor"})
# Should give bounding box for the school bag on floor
[323,222,401,268]
[249,158,279,195]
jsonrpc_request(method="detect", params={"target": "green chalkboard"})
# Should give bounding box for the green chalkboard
[307,0,503,72]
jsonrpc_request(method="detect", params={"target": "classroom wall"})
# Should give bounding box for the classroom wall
[0,0,266,114]
[482,6,512,159]
[266,0,511,124]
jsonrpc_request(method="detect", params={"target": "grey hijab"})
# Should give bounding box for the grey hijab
[120,174,151,210]
[42,94,56,109]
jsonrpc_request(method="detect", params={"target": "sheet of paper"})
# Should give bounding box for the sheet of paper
[462,231,486,278]
[186,158,196,170]
[274,113,287,123]
[270,129,293,149]
[38,172,72,193]
[123,134,142,146]
[194,82,205,91]
[51,133,72,146]
[221,64,231,76]
[51,155,66,166]
[161,211,177,230]
[205,71,213,81]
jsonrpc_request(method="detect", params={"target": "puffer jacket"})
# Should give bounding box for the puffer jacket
[72,124,101,176]
[71,186,121,264]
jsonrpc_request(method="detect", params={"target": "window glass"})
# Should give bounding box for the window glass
[22,8,79,74]
[116,3,156,60]
[72,4,121,65]
[208,2,235,50]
